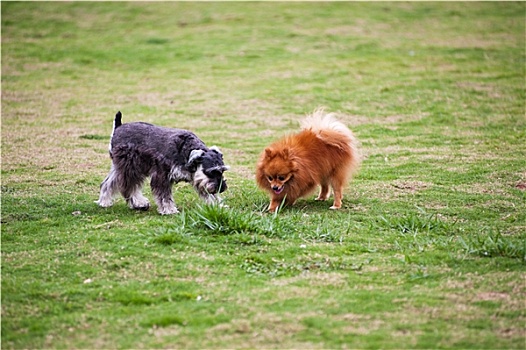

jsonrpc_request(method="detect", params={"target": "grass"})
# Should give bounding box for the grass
[2,2,525,349]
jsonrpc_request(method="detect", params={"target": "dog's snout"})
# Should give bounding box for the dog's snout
[272,185,280,191]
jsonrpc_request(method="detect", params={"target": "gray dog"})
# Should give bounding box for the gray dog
[96,111,229,214]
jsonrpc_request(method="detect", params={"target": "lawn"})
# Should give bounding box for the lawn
[1,2,525,349]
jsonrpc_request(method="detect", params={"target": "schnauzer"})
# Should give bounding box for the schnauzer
[96,111,229,214]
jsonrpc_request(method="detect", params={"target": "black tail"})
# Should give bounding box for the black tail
[115,111,122,129]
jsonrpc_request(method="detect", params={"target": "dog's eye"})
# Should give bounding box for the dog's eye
[267,176,273,181]
[206,170,222,177]
[278,176,285,181]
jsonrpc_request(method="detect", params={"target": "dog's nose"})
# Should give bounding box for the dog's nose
[272,186,280,191]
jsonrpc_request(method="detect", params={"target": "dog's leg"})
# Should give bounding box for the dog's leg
[155,197,179,215]
[315,182,331,201]
[112,153,150,211]
[329,181,344,210]
[151,172,179,215]
[126,186,150,211]
[268,198,281,212]
[96,165,119,207]
[119,174,150,211]
[268,195,290,212]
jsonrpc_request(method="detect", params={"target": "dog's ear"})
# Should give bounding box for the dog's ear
[187,149,204,170]
[209,146,223,156]
[264,148,273,158]
[291,160,299,173]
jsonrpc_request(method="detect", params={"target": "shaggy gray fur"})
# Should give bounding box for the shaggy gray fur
[96,112,229,214]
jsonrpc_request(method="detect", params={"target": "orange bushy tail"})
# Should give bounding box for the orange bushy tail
[300,108,361,175]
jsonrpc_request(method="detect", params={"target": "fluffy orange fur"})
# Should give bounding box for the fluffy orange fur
[256,110,360,212]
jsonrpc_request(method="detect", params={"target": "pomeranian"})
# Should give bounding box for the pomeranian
[256,109,360,212]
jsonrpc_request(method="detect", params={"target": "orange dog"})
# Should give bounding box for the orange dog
[256,109,360,212]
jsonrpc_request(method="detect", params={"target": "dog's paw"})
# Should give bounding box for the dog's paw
[158,206,179,215]
[129,199,150,211]
[95,199,114,207]
[268,204,279,213]
[132,204,150,211]
[329,205,341,210]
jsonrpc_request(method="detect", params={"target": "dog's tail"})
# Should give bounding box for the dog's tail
[300,108,361,174]
[109,111,123,154]
[114,111,122,129]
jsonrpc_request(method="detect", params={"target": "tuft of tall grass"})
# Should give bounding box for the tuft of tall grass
[378,207,456,236]
[458,229,526,261]
[150,204,298,244]
[378,207,461,263]
[150,204,367,245]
